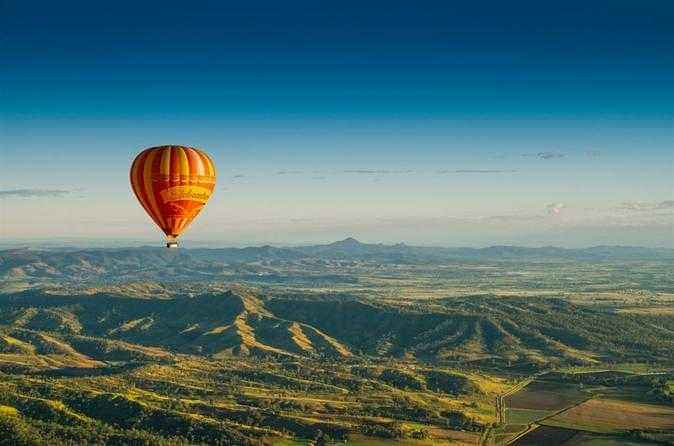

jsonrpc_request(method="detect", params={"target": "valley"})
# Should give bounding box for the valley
[0,240,672,445]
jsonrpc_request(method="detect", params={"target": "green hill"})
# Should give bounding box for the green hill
[1,288,672,369]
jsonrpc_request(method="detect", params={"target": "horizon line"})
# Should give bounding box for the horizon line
[1,237,672,252]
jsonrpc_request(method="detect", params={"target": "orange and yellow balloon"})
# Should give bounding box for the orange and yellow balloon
[130,145,216,247]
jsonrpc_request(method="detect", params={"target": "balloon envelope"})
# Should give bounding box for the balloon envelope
[130,145,216,242]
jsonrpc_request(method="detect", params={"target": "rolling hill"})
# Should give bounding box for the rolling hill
[0,288,672,372]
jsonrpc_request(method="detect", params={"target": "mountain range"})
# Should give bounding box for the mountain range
[1,287,672,373]
[3,238,673,288]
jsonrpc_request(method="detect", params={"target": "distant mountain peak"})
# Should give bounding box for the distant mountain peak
[330,237,363,247]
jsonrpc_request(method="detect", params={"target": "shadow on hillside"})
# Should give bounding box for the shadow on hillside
[28,362,146,378]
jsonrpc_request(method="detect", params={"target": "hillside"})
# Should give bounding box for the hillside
[1,288,672,370]
[0,288,510,445]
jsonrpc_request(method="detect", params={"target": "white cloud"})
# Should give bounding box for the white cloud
[0,189,72,198]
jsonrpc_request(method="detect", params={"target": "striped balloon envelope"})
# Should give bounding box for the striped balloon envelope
[130,145,216,247]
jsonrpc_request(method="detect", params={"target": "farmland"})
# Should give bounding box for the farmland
[507,381,587,412]
[543,398,674,432]
[493,369,674,446]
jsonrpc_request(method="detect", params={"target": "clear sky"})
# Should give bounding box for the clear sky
[1,1,673,247]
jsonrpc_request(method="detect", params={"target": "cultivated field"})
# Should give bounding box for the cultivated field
[496,369,674,446]
[542,397,674,433]
[506,381,588,411]
[511,425,579,445]
[564,432,669,445]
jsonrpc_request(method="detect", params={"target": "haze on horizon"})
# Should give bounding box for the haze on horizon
[1,1,673,248]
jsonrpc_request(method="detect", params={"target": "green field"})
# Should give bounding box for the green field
[506,408,552,425]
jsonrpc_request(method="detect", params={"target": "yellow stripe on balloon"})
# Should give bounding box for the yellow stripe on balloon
[160,147,172,177]
[202,151,215,177]
[143,149,166,229]
[177,147,190,177]
[186,148,205,176]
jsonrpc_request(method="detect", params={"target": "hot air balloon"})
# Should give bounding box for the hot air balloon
[130,145,216,248]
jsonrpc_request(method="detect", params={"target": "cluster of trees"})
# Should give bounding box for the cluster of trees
[378,368,426,390]
[439,410,483,432]
[626,429,674,446]
[649,378,674,404]
[0,350,496,444]
[545,371,674,394]
[0,386,263,446]
[0,416,43,446]
[0,413,209,446]
[423,370,475,395]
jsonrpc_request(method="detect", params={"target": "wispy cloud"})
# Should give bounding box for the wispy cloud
[585,150,601,158]
[0,189,71,198]
[436,169,518,174]
[231,174,246,179]
[522,151,565,160]
[619,201,653,211]
[618,200,674,211]
[271,168,516,177]
[538,151,565,159]
[341,169,416,175]
[482,214,546,223]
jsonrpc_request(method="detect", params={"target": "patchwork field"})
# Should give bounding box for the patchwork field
[511,425,579,445]
[616,306,674,315]
[506,381,588,411]
[564,432,670,445]
[542,397,674,433]
[495,369,674,446]
[506,408,552,425]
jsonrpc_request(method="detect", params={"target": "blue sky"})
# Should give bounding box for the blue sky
[1,1,673,247]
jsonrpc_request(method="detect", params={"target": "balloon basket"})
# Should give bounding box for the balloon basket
[166,236,178,249]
